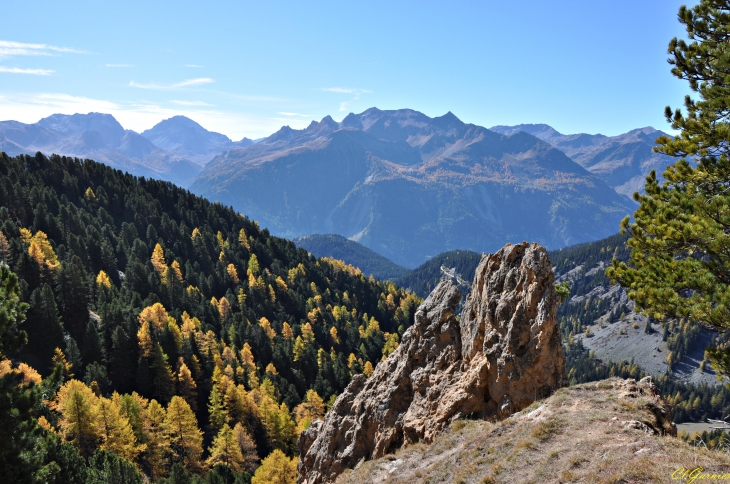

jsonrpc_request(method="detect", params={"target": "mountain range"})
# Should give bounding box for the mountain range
[489,123,674,200]
[0,108,677,266]
[191,108,636,267]
[0,113,254,186]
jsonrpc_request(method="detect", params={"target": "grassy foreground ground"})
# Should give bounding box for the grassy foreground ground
[336,378,730,484]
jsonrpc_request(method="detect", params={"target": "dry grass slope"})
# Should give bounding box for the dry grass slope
[336,378,730,484]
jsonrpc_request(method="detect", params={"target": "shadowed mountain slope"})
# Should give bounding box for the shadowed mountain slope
[294,234,408,280]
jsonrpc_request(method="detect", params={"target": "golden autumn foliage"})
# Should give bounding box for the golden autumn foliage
[138,302,169,331]
[233,422,260,473]
[151,243,167,276]
[294,389,325,433]
[164,396,204,472]
[52,347,74,379]
[282,322,293,340]
[207,424,244,472]
[96,395,144,461]
[95,270,112,288]
[137,321,154,358]
[227,263,240,284]
[251,448,297,484]
[218,296,231,321]
[177,362,198,411]
[363,361,374,377]
[21,229,60,272]
[54,380,100,456]
[259,317,276,340]
[238,228,251,251]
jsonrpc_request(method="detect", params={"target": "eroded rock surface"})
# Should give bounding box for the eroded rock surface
[298,242,566,484]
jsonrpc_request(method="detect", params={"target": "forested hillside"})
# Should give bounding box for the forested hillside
[0,152,421,483]
[294,234,408,280]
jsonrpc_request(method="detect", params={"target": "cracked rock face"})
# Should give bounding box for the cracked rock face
[298,242,566,484]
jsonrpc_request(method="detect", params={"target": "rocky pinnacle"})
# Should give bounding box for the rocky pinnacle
[297,242,566,484]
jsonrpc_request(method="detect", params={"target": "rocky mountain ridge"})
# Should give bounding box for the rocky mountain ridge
[298,242,566,483]
[192,108,634,267]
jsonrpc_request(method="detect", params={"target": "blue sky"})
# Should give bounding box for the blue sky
[1,1,691,140]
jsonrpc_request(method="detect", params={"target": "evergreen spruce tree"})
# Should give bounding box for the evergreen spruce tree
[24,283,65,370]
[0,264,45,484]
[82,320,106,367]
[54,258,89,342]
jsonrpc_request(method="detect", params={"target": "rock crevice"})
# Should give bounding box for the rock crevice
[298,242,566,484]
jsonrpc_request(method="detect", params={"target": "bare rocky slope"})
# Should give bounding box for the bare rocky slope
[298,242,566,484]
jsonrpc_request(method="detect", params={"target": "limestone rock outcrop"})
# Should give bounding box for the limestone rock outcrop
[297,242,566,484]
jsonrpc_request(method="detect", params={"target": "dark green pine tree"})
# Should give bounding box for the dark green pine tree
[0,264,45,484]
[82,320,106,367]
[608,0,730,380]
[54,257,89,343]
[109,326,135,394]
[85,450,143,484]
[24,284,65,371]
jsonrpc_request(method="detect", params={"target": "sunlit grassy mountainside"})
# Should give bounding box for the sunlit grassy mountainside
[191,108,634,267]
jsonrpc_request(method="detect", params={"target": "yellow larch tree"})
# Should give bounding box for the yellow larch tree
[218,296,231,321]
[238,228,251,251]
[96,270,112,289]
[54,380,99,457]
[177,362,198,411]
[233,422,259,473]
[259,317,276,340]
[138,302,169,331]
[363,361,374,377]
[227,264,240,284]
[137,321,154,358]
[207,424,245,472]
[52,347,74,379]
[164,396,204,473]
[151,243,167,276]
[282,322,293,340]
[293,389,325,433]
[23,229,60,274]
[96,395,144,462]
[240,342,256,372]
[143,399,169,481]
[251,449,297,484]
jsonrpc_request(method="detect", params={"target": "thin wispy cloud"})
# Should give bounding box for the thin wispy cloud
[185,64,203,68]
[0,66,54,75]
[171,100,213,106]
[321,87,372,111]
[278,112,313,117]
[321,87,372,94]
[175,78,213,87]
[129,78,215,90]
[106,63,133,68]
[0,40,87,59]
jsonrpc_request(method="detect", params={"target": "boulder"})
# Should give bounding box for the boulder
[298,242,566,484]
